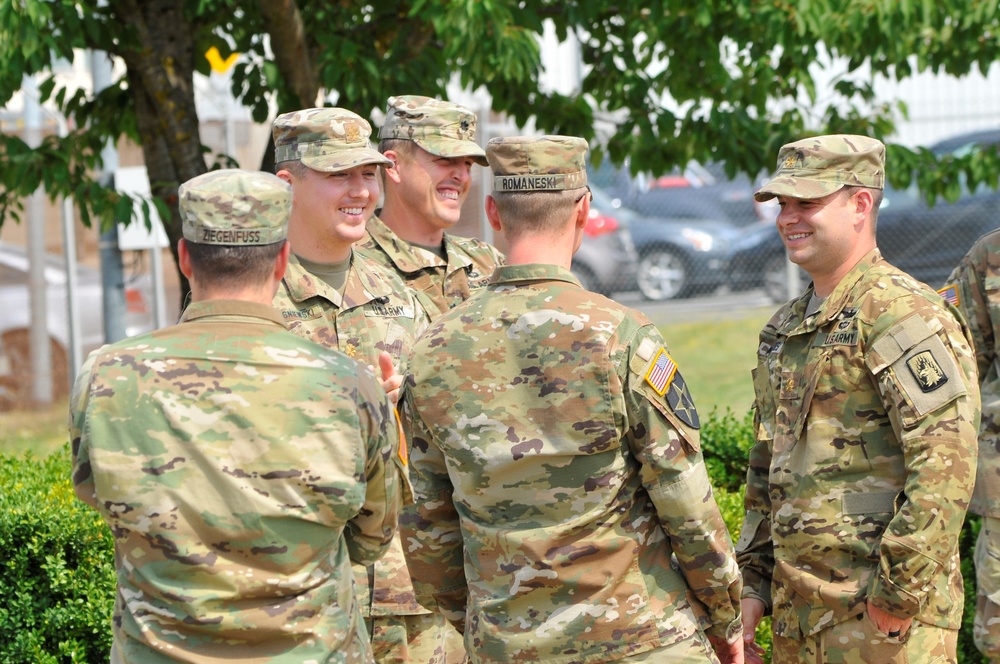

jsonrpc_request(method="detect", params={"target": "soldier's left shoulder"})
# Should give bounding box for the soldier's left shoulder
[867,310,971,418]
[627,330,701,433]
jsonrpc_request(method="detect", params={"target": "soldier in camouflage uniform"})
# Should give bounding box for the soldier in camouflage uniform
[737,135,980,664]
[357,95,503,316]
[940,234,1000,662]
[401,135,744,664]
[71,169,403,663]
[270,108,439,663]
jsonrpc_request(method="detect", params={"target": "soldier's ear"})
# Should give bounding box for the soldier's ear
[178,239,194,279]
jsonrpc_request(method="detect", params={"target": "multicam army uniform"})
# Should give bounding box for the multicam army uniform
[272,256,430,628]
[401,263,743,664]
[358,215,502,316]
[941,231,1000,660]
[738,249,979,656]
[71,299,401,663]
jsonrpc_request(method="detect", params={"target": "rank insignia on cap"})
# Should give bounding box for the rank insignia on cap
[645,348,678,396]
[937,284,960,307]
[906,350,949,392]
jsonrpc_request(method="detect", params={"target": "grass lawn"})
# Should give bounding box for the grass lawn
[658,306,775,418]
[0,398,70,458]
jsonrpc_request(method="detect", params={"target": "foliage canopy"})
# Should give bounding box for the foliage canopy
[1,0,999,291]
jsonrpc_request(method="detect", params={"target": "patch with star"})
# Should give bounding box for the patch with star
[906,350,949,393]
[643,347,700,429]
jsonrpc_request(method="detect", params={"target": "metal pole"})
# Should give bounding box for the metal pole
[57,113,83,385]
[23,75,53,405]
[90,49,127,343]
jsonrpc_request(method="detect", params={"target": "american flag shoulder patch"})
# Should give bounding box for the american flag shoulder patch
[938,284,960,307]
[644,348,678,396]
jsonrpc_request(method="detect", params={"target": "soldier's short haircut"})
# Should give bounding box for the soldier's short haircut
[378,137,415,158]
[275,159,309,178]
[491,189,580,240]
[185,241,285,289]
[842,185,884,227]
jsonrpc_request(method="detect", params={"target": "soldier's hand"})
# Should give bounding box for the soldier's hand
[740,598,767,664]
[866,598,912,639]
[376,351,403,404]
[707,634,744,664]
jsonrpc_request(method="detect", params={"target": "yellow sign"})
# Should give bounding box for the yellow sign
[205,46,239,74]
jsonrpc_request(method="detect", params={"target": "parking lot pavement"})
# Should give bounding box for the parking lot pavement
[614,287,776,324]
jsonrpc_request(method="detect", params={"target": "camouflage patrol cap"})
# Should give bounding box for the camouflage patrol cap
[180,169,290,246]
[273,107,392,172]
[379,95,488,166]
[487,135,589,193]
[754,134,885,202]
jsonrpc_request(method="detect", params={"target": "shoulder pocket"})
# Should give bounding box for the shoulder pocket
[867,314,966,420]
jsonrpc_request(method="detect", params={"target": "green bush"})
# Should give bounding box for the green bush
[0,446,115,663]
[701,407,756,494]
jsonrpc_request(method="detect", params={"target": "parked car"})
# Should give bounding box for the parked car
[726,128,1000,302]
[587,184,739,300]
[0,243,154,410]
[571,189,639,295]
[589,159,773,228]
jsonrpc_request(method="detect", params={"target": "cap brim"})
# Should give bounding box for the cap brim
[302,148,393,172]
[753,177,846,202]
[415,138,488,166]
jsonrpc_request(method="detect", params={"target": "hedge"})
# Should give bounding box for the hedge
[0,411,986,662]
[0,449,115,663]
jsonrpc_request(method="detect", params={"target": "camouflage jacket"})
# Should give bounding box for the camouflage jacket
[70,300,401,663]
[272,253,429,617]
[358,215,503,316]
[942,229,1000,518]
[401,263,743,664]
[738,249,980,639]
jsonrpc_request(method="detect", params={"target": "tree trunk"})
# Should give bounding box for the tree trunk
[257,0,321,173]
[113,0,206,310]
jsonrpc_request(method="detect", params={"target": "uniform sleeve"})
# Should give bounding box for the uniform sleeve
[945,242,995,380]
[398,381,468,633]
[69,349,100,510]
[344,370,403,566]
[621,325,743,645]
[864,305,980,618]
[735,325,781,613]
[735,407,775,613]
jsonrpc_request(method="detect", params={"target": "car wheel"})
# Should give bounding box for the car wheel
[762,255,809,304]
[0,329,69,411]
[637,248,688,300]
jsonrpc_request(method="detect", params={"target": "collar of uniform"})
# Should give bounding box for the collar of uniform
[777,248,884,335]
[363,215,469,275]
[179,299,287,326]
[283,252,401,310]
[282,254,345,308]
[342,252,402,308]
[490,263,578,286]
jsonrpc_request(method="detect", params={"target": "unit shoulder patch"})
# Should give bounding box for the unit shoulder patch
[640,347,700,429]
[905,349,948,393]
